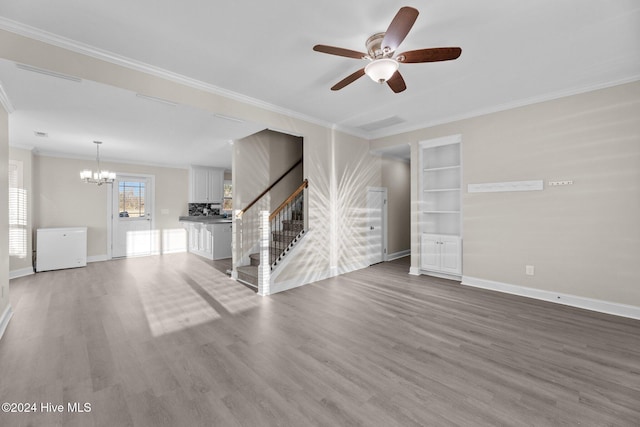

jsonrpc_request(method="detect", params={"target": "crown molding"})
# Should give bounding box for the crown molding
[0,17,368,140]
[3,17,637,144]
[33,149,191,170]
[8,142,35,151]
[369,75,640,140]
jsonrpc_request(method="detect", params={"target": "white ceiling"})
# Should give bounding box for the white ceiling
[0,59,265,168]
[0,0,639,168]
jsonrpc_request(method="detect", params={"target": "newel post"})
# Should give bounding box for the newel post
[257,210,271,296]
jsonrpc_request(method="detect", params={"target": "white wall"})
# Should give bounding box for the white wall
[372,81,640,308]
[0,104,11,334]
[33,155,189,258]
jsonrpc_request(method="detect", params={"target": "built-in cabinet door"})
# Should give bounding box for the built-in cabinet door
[191,167,209,203]
[187,223,199,252]
[207,169,223,203]
[439,235,461,274]
[213,223,232,259]
[190,166,224,203]
[201,226,213,255]
[420,234,441,271]
[420,233,461,275]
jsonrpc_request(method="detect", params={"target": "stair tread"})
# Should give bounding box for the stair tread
[237,265,258,277]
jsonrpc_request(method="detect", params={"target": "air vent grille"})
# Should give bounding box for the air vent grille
[358,116,406,132]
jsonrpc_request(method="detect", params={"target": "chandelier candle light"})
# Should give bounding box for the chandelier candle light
[80,141,116,185]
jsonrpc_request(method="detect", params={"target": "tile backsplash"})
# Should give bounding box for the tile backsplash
[188,203,220,216]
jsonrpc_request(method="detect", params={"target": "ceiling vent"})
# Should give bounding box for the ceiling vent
[358,116,406,132]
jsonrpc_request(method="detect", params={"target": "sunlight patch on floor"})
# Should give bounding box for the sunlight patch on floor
[133,255,260,337]
[138,277,222,337]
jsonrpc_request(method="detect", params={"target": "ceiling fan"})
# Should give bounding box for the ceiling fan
[313,6,461,93]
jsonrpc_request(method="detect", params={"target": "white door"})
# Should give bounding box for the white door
[112,175,154,258]
[367,188,387,265]
[420,234,441,270]
[440,235,461,274]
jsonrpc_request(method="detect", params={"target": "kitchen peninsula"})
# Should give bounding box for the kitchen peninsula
[179,216,232,260]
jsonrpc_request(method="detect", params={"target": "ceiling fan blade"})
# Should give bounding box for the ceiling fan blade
[381,7,419,53]
[397,47,462,63]
[387,71,406,93]
[331,68,366,91]
[313,45,367,60]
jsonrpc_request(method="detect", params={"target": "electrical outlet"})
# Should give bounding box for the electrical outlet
[525,265,535,276]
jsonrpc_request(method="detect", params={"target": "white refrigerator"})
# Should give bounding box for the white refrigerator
[36,227,87,272]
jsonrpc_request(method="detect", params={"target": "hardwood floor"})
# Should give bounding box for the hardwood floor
[1,254,638,426]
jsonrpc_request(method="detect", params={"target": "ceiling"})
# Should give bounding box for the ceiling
[0,1,639,168]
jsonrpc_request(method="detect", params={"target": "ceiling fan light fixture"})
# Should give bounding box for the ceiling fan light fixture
[365,58,399,83]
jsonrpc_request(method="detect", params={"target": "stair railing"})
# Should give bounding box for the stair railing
[234,158,302,274]
[269,179,308,268]
[236,158,302,218]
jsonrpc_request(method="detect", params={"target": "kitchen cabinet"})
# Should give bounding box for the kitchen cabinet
[213,223,232,260]
[189,166,224,203]
[183,220,232,260]
[420,233,461,275]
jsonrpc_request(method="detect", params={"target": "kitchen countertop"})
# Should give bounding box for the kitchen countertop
[179,216,232,224]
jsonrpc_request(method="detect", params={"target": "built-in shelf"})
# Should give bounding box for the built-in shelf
[424,188,461,193]
[419,135,462,277]
[423,165,461,172]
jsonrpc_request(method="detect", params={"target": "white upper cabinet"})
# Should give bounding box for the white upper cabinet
[189,166,224,203]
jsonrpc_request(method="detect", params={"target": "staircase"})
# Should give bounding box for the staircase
[235,168,308,294]
[236,219,305,290]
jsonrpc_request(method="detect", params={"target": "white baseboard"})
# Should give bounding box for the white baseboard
[87,255,109,263]
[329,266,339,278]
[462,276,640,320]
[386,249,410,261]
[161,248,187,255]
[337,260,369,275]
[9,267,34,279]
[409,267,421,276]
[422,270,462,281]
[0,304,14,341]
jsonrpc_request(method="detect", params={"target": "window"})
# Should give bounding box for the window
[8,160,27,258]
[118,181,146,217]
[222,180,232,212]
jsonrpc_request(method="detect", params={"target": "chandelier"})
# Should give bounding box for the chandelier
[80,141,115,185]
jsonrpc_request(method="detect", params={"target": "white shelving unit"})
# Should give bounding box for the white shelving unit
[419,135,462,278]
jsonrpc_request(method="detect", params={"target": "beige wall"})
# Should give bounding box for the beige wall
[8,147,33,274]
[381,157,410,256]
[0,29,382,293]
[234,129,303,213]
[0,106,9,320]
[33,155,188,258]
[372,81,640,307]
[274,129,378,288]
